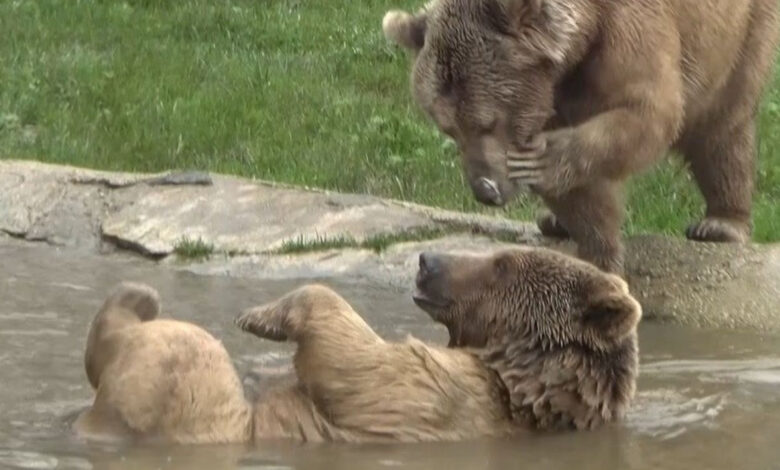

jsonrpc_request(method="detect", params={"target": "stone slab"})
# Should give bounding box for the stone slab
[102,175,440,256]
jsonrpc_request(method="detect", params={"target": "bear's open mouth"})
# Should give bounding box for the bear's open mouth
[412,289,450,311]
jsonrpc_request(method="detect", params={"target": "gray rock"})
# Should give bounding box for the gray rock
[624,235,780,331]
[101,174,443,256]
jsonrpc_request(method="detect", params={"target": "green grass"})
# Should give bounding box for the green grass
[0,0,778,241]
[276,224,526,254]
[173,236,214,260]
[276,234,359,254]
[276,227,449,254]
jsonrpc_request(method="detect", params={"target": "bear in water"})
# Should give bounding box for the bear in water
[74,247,640,444]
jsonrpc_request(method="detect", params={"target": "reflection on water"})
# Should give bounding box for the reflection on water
[1,241,779,470]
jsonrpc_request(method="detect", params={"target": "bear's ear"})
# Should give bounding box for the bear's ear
[498,0,579,64]
[383,9,428,51]
[582,289,642,344]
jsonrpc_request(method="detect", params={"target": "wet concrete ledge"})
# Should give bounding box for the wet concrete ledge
[1,159,778,333]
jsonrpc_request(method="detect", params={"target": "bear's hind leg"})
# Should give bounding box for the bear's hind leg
[682,118,755,243]
[682,0,778,243]
[235,284,382,346]
[85,282,161,389]
[236,284,387,425]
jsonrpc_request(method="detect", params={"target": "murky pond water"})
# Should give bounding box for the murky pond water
[1,240,779,470]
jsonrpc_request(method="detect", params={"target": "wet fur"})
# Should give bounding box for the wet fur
[383,0,780,273]
[74,248,640,444]
[75,282,253,444]
[417,247,640,429]
[74,283,512,444]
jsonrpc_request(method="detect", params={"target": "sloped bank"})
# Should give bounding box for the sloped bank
[1,160,778,332]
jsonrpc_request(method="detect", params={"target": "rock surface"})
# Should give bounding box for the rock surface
[1,159,778,332]
[0,160,539,255]
[625,235,780,331]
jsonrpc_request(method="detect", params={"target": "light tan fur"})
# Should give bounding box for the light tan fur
[75,283,252,444]
[383,0,780,273]
[74,283,511,444]
[74,247,641,444]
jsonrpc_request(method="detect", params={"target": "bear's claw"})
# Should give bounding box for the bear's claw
[686,217,750,243]
[537,212,570,239]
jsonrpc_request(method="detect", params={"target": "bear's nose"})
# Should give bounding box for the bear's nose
[472,177,504,206]
[418,252,442,277]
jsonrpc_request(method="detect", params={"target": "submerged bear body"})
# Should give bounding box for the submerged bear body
[74,285,512,444]
[74,247,641,444]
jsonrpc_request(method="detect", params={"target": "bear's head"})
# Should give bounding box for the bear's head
[412,247,641,430]
[383,0,582,206]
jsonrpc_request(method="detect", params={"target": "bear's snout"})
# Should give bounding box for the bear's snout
[471,177,504,206]
[418,252,442,277]
[413,252,450,311]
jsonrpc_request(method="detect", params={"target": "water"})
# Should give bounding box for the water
[1,240,779,470]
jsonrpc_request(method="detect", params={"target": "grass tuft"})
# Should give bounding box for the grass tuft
[360,226,450,252]
[276,227,451,254]
[173,237,215,260]
[276,234,359,254]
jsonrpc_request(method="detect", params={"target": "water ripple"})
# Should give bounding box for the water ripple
[627,390,726,439]
[0,450,58,470]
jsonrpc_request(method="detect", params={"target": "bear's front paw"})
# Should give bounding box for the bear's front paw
[508,130,579,197]
[537,212,570,239]
[507,133,547,188]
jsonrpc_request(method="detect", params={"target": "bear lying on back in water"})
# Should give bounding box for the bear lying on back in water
[73,247,641,444]
[382,0,779,274]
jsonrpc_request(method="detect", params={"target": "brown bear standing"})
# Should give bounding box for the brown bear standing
[383,0,780,273]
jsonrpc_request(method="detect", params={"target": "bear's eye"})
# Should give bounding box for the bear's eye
[477,116,498,135]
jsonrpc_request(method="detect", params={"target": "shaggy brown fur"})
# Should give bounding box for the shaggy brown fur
[73,247,640,444]
[414,247,641,429]
[383,0,780,273]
